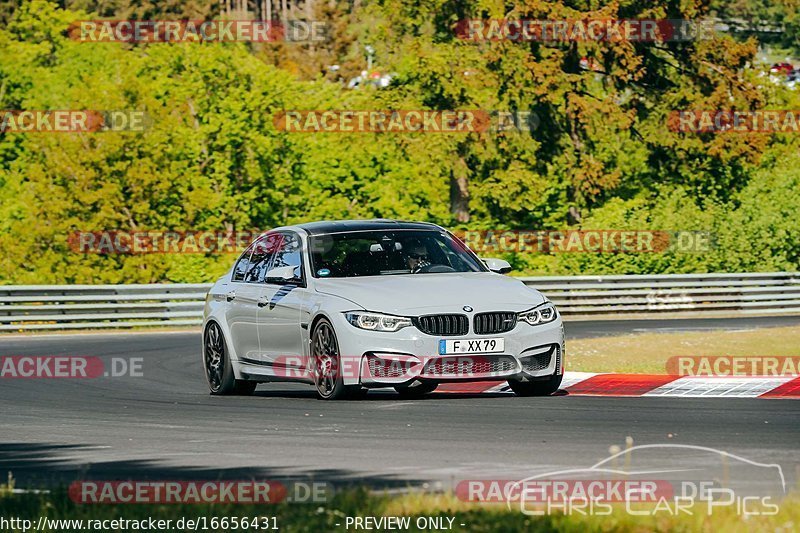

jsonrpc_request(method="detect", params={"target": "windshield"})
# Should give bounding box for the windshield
[309,230,486,278]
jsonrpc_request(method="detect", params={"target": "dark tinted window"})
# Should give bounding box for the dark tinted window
[244,233,281,283]
[232,244,254,282]
[267,232,304,283]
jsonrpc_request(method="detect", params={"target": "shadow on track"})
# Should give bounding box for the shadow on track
[250,388,560,400]
[0,442,428,490]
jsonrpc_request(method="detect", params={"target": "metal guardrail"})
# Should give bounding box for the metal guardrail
[526,272,800,316]
[1,272,799,331]
[0,284,210,331]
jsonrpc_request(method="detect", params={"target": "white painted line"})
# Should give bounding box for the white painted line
[559,371,598,389]
[644,376,795,398]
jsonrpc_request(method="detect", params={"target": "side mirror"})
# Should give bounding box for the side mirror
[482,258,512,274]
[265,265,300,283]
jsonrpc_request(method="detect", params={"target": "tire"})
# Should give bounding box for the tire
[395,381,438,398]
[507,374,563,397]
[204,322,256,396]
[311,318,362,400]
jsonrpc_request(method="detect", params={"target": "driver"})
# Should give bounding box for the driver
[406,241,431,273]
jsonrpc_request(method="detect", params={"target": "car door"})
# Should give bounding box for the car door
[257,231,306,372]
[225,234,278,363]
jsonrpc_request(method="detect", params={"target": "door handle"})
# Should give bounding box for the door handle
[257,296,269,308]
[226,291,236,302]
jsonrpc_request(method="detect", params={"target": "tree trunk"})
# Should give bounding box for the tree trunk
[449,157,470,223]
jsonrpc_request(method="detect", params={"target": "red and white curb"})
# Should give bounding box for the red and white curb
[436,372,800,398]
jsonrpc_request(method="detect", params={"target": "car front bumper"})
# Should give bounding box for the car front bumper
[328,312,565,387]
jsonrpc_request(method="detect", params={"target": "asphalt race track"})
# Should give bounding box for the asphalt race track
[1,316,799,493]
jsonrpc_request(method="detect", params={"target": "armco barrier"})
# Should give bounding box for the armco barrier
[526,272,800,316]
[0,284,209,331]
[0,272,798,331]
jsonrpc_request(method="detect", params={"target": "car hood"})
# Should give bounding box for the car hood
[314,272,545,315]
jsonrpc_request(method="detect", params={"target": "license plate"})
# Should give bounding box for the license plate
[439,338,505,355]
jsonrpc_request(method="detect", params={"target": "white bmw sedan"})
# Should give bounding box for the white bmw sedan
[203,220,564,400]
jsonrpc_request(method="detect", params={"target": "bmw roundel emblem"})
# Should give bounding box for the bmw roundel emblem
[463,305,473,312]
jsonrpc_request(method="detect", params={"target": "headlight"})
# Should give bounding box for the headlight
[518,302,558,326]
[345,311,413,332]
